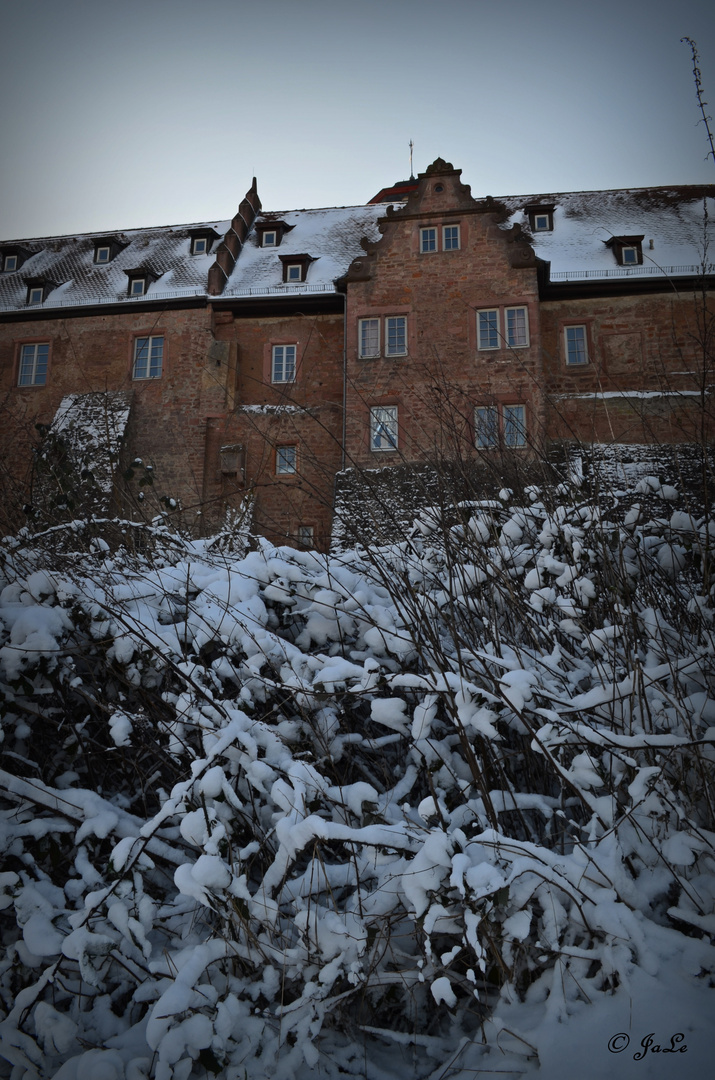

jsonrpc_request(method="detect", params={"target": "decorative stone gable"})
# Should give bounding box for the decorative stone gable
[342,157,544,469]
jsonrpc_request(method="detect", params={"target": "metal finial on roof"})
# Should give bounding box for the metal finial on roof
[409,140,414,180]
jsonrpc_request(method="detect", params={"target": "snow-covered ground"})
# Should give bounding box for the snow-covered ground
[0,471,713,1079]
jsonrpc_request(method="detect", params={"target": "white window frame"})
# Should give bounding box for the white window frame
[533,214,551,232]
[95,246,111,264]
[370,406,398,451]
[18,343,49,386]
[385,316,407,357]
[130,277,146,297]
[262,231,277,248]
[420,227,437,253]
[28,287,44,305]
[285,264,302,282]
[505,306,529,348]
[621,246,639,265]
[271,344,297,383]
[358,318,380,358]
[133,335,164,380]
[276,445,297,475]
[4,254,18,272]
[477,309,500,350]
[191,237,208,255]
[564,325,588,366]
[443,224,460,250]
[504,405,527,448]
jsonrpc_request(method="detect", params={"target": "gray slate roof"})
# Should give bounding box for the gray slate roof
[501,186,714,281]
[1,185,712,314]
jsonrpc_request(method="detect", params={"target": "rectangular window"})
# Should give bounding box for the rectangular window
[475,404,527,448]
[385,316,407,356]
[533,214,551,232]
[506,307,529,348]
[297,525,314,548]
[272,344,297,383]
[420,227,437,253]
[477,309,499,350]
[191,237,208,255]
[18,343,49,386]
[443,225,460,250]
[28,287,44,305]
[286,264,302,282]
[276,445,297,474]
[504,405,527,447]
[475,406,499,448]
[565,325,588,366]
[133,336,164,379]
[370,406,398,451]
[130,278,146,297]
[262,231,277,247]
[359,318,380,358]
[4,254,18,272]
[95,246,111,264]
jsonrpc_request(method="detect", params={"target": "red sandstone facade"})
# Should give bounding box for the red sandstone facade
[1,160,712,547]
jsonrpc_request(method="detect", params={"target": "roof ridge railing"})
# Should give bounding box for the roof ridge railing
[550,263,715,281]
[0,283,339,311]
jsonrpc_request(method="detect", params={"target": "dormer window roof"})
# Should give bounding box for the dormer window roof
[25,278,58,305]
[525,203,556,232]
[124,267,160,296]
[605,235,644,266]
[2,245,34,273]
[255,219,294,248]
[93,236,125,264]
[278,253,315,284]
[188,228,220,256]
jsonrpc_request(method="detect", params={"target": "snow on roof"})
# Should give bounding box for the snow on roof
[1,186,712,314]
[219,205,390,298]
[0,220,230,312]
[500,186,714,280]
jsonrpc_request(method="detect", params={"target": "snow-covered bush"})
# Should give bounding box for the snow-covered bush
[0,476,713,1079]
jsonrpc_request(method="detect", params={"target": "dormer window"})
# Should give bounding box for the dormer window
[605,235,644,266]
[188,228,219,256]
[525,204,555,233]
[93,236,125,265]
[125,267,159,296]
[279,253,314,284]
[2,245,33,273]
[255,220,294,248]
[25,279,56,305]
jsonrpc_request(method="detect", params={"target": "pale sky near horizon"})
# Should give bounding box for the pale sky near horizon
[1,0,714,240]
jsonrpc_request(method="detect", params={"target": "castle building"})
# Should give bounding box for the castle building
[1,160,712,548]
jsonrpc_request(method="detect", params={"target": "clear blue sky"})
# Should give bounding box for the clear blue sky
[1,0,713,239]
